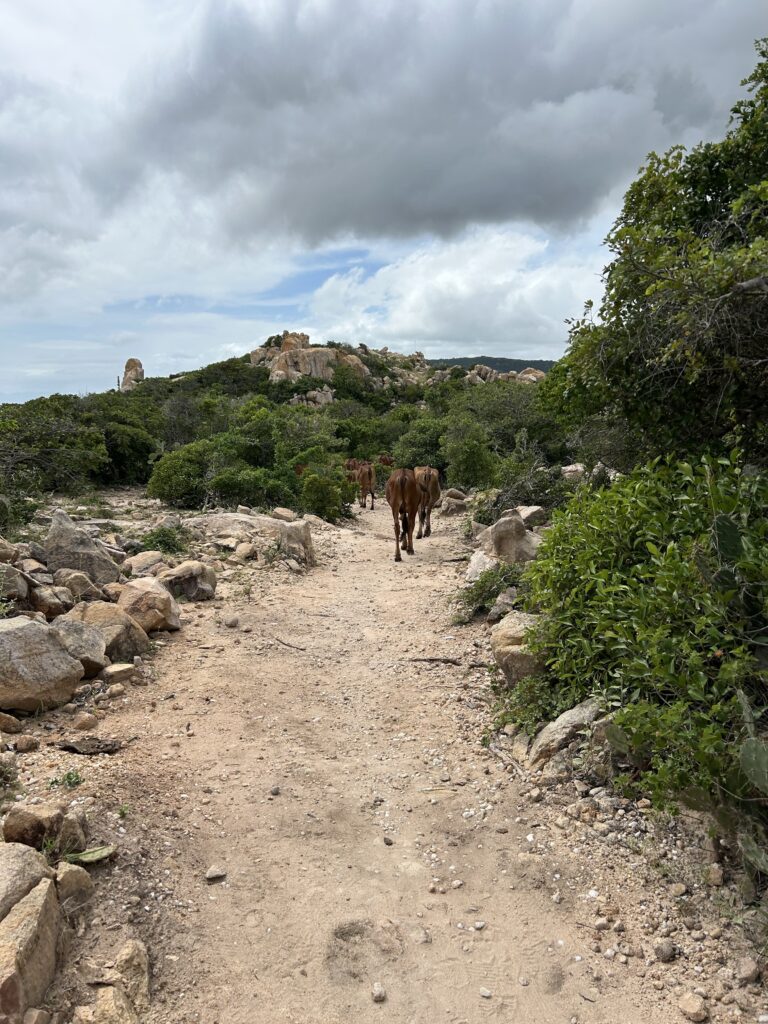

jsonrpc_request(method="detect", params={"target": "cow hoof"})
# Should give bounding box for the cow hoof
[407,548,415,556]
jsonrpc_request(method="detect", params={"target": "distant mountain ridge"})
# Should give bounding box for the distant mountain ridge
[427,356,555,373]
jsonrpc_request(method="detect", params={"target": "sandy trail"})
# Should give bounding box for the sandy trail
[110,504,672,1024]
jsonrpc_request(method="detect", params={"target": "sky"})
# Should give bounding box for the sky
[0,0,765,402]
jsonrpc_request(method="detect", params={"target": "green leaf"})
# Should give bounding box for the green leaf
[740,738,768,795]
[738,833,768,875]
[64,845,116,865]
[712,514,742,562]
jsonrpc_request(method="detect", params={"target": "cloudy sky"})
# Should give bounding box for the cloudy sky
[1,0,765,402]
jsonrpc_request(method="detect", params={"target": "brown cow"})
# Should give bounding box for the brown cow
[344,458,362,471]
[415,465,441,539]
[356,462,376,509]
[378,453,395,466]
[385,469,421,561]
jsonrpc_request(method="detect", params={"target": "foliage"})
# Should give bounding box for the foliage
[453,564,524,623]
[139,525,190,555]
[521,456,768,811]
[440,416,498,489]
[543,38,768,463]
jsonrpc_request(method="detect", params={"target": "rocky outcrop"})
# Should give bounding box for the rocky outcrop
[0,846,53,923]
[250,331,370,385]
[477,512,541,563]
[289,384,335,407]
[120,358,144,392]
[62,603,150,661]
[561,463,586,483]
[156,561,217,602]
[465,550,498,584]
[52,569,103,602]
[45,511,121,586]
[182,512,315,566]
[123,551,167,577]
[490,611,541,687]
[0,618,83,711]
[50,619,109,678]
[117,577,181,632]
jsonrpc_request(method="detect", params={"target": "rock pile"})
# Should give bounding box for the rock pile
[426,364,547,387]
[250,331,370,385]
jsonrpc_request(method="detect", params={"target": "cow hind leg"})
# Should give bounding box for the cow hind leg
[392,511,402,561]
[424,506,432,537]
[416,506,425,539]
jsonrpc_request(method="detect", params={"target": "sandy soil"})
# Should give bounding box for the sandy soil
[51,503,678,1023]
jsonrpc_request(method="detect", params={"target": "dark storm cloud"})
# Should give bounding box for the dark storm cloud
[119,0,765,241]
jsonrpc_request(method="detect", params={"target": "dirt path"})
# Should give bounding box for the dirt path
[100,505,673,1024]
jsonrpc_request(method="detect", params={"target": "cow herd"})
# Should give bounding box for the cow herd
[345,457,442,562]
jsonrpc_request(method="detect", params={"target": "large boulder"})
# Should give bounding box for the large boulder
[120,357,144,392]
[528,698,602,766]
[157,561,216,602]
[0,618,83,711]
[2,805,64,850]
[122,551,167,577]
[477,512,541,563]
[513,505,547,528]
[0,539,18,564]
[465,550,498,584]
[50,619,109,678]
[29,586,74,621]
[117,578,181,632]
[62,603,150,661]
[560,463,586,484]
[0,878,61,1020]
[490,611,541,687]
[0,845,53,923]
[52,570,103,602]
[439,496,468,517]
[0,566,29,603]
[44,510,121,586]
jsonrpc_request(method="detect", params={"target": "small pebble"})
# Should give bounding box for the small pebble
[371,982,386,1003]
[479,988,492,999]
[205,864,227,883]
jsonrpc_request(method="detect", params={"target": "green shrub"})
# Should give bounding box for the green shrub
[440,416,498,488]
[139,525,190,554]
[522,455,768,809]
[300,468,355,522]
[454,564,524,623]
[147,440,213,507]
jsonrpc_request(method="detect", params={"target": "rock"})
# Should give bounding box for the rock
[3,805,64,849]
[0,878,61,1021]
[0,565,30,603]
[223,615,239,629]
[44,510,121,586]
[735,957,760,985]
[205,865,226,883]
[270,508,297,522]
[233,543,258,561]
[117,578,181,632]
[0,618,83,712]
[99,665,135,686]
[102,583,123,602]
[514,505,547,527]
[678,992,708,1021]
[477,512,541,563]
[22,1010,51,1024]
[120,357,144,392]
[157,561,216,602]
[29,587,74,621]
[106,684,125,699]
[71,983,139,1024]
[57,814,87,855]
[490,611,541,687]
[0,714,21,735]
[122,551,166,576]
[0,845,52,923]
[73,711,98,732]
[511,732,531,762]
[528,698,602,765]
[52,570,103,602]
[115,939,150,1012]
[443,488,466,500]
[183,513,315,567]
[371,982,386,1003]
[61,603,150,661]
[486,587,517,624]
[560,463,586,483]
[479,988,492,999]
[14,737,38,754]
[464,550,498,584]
[50,619,109,679]
[669,882,687,898]
[55,863,94,913]
[0,539,18,564]
[439,496,468,516]
[654,938,677,963]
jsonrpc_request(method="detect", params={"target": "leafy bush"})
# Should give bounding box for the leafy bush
[139,525,190,554]
[300,469,353,522]
[522,456,768,810]
[147,440,214,507]
[440,416,498,489]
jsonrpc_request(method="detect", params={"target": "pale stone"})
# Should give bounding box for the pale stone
[0,618,83,712]
[0,879,61,1019]
[61,603,150,662]
[117,577,181,632]
[44,510,120,586]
